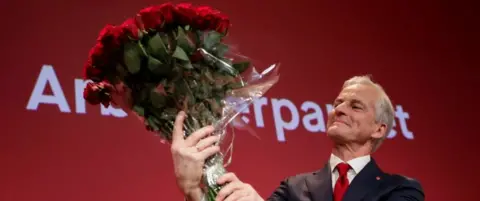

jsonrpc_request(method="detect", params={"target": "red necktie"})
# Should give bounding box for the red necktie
[333,163,351,201]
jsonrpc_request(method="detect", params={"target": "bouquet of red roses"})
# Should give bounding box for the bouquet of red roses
[82,2,279,201]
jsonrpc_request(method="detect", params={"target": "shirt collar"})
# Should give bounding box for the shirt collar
[329,153,371,174]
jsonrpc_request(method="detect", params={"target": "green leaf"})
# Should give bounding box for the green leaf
[203,31,222,50]
[150,89,167,108]
[215,59,238,76]
[138,43,148,57]
[177,26,195,54]
[233,61,250,73]
[147,33,168,61]
[173,46,190,61]
[161,33,173,52]
[178,60,194,69]
[133,105,145,116]
[123,42,142,74]
[147,116,160,131]
[148,56,172,76]
[148,56,163,72]
[214,43,229,58]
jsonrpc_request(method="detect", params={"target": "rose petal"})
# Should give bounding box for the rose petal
[139,6,163,30]
[174,3,198,26]
[159,3,175,26]
[121,18,140,40]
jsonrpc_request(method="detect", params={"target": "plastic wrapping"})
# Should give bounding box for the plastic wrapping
[82,3,279,201]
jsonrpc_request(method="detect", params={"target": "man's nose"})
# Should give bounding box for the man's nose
[334,102,348,116]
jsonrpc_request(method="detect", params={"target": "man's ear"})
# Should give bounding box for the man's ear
[372,123,386,140]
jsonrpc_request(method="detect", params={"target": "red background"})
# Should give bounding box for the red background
[1,0,478,201]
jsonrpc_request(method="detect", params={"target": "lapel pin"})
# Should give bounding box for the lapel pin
[376,176,381,180]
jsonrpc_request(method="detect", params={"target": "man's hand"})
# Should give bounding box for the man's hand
[216,173,264,201]
[171,111,221,201]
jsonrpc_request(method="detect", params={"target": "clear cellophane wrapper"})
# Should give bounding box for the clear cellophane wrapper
[108,45,280,201]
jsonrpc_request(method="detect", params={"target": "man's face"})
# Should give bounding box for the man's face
[326,84,385,145]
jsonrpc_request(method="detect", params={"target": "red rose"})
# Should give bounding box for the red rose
[174,3,198,26]
[189,49,204,62]
[121,18,140,40]
[97,24,122,50]
[159,3,175,26]
[89,43,103,57]
[215,14,230,33]
[193,6,230,33]
[97,24,114,41]
[83,82,113,107]
[88,43,107,67]
[139,6,163,30]
[83,62,103,80]
[195,6,216,30]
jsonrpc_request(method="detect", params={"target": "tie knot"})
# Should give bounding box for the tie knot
[336,163,351,177]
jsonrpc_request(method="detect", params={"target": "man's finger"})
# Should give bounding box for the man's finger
[195,135,220,151]
[236,196,254,201]
[185,125,215,147]
[172,111,186,143]
[223,189,248,201]
[215,181,243,201]
[197,145,221,160]
[217,172,238,185]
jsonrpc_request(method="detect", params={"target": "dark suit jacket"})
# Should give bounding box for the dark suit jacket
[266,159,424,201]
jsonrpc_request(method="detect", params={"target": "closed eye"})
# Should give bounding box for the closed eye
[351,100,366,110]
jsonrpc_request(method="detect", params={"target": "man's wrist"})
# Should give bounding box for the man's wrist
[184,187,204,201]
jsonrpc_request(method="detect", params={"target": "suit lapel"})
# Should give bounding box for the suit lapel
[342,158,384,201]
[305,163,333,201]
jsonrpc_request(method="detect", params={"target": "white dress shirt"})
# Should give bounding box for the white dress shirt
[329,154,371,189]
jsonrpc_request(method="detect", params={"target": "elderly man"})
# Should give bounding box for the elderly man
[170,76,425,201]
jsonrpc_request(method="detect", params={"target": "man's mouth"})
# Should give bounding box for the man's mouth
[333,120,348,125]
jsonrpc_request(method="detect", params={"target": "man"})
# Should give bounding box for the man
[170,75,425,201]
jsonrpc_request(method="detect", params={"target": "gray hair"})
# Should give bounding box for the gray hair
[342,75,395,152]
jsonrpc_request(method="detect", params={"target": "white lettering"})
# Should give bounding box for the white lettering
[74,79,91,114]
[25,65,416,142]
[26,65,71,113]
[301,101,326,132]
[100,104,128,118]
[395,105,414,139]
[253,97,268,127]
[271,98,299,142]
[325,104,334,113]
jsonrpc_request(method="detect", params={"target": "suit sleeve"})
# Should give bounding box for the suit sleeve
[385,178,425,201]
[265,178,290,201]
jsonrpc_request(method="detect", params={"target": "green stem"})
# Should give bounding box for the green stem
[207,186,218,201]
